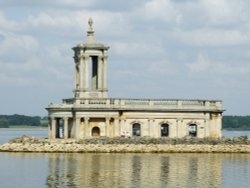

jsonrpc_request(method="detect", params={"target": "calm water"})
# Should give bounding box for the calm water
[0,129,250,188]
[0,128,48,144]
[0,153,249,188]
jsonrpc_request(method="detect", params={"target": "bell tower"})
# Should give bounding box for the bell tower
[72,18,109,98]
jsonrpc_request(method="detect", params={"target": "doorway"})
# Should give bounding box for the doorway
[92,127,100,137]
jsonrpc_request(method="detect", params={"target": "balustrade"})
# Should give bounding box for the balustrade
[50,98,222,111]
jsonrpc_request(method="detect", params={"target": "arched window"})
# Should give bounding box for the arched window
[92,127,100,137]
[161,124,169,137]
[132,123,141,136]
[188,124,197,137]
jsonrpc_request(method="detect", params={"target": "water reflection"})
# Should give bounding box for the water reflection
[46,153,225,188]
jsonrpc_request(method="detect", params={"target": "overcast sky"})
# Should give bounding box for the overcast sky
[0,0,250,116]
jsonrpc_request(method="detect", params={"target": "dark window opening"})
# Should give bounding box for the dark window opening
[89,56,98,90]
[132,123,141,136]
[161,124,169,137]
[188,124,197,137]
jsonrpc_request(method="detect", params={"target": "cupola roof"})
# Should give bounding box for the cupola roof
[74,17,109,50]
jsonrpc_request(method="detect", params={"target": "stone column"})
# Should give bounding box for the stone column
[84,117,89,138]
[103,54,108,90]
[84,55,89,89]
[149,119,155,137]
[204,119,207,137]
[98,56,103,90]
[217,114,222,138]
[147,119,151,137]
[74,62,79,92]
[48,118,51,139]
[176,119,181,138]
[51,117,56,139]
[120,118,126,135]
[75,117,81,139]
[204,113,209,137]
[210,113,220,138]
[80,54,85,90]
[170,121,176,138]
[105,117,110,137]
[114,118,120,137]
[64,117,68,139]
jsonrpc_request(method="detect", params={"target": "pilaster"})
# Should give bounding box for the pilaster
[63,117,68,139]
[98,56,103,90]
[149,119,155,137]
[120,118,126,135]
[105,117,110,137]
[79,52,85,90]
[84,117,89,138]
[51,117,56,139]
[75,117,81,139]
[217,113,222,137]
[114,118,120,137]
[147,119,151,137]
[103,53,108,90]
[84,55,89,90]
[176,119,183,138]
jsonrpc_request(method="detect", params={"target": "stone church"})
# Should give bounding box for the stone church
[47,18,223,139]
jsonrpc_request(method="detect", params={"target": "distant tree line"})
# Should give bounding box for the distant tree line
[0,114,48,128]
[0,115,250,130]
[223,116,250,130]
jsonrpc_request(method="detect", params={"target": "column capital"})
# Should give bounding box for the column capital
[120,117,126,121]
[84,54,89,58]
[177,118,183,122]
[75,117,81,121]
[84,117,90,122]
[98,55,103,60]
[105,117,111,122]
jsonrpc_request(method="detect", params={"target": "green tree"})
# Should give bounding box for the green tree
[222,116,250,130]
[0,119,9,128]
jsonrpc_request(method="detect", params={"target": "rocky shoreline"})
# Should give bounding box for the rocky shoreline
[0,142,250,153]
[0,136,250,153]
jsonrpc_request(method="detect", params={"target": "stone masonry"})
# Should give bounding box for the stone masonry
[46,18,224,140]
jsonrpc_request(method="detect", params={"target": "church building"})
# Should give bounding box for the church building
[47,18,223,139]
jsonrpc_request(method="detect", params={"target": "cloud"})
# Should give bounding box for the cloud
[215,62,250,76]
[111,40,165,59]
[0,0,250,115]
[0,0,96,9]
[0,32,39,61]
[200,0,249,26]
[142,0,180,23]
[0,72,35,86]
[186,53,250,80]
[186,53,210,73]
[0,12,19,31]
[173,29,250,46]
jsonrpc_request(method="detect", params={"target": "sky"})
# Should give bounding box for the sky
[0,0,250,116]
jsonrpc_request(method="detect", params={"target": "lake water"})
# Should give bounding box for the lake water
[0,152,250,188]
[0,129,250,188]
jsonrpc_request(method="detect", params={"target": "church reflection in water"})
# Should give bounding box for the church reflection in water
[46,153,222,187]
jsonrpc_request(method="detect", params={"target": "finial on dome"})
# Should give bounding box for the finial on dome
[87,17,94,37]
[88,17,93,29]
[85,17,98,43]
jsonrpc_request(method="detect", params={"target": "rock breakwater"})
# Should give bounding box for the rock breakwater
[0,136,249,153]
